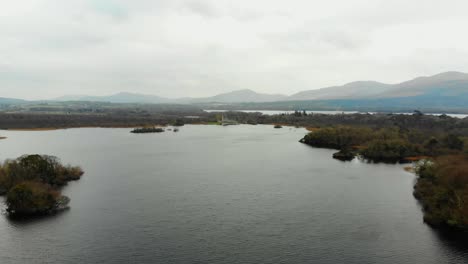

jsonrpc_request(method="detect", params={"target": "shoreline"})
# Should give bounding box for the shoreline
[2,125,154,131]
[6,128,61,131]
[0,122,300,131]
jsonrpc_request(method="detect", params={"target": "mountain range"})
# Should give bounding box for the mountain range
[55,92,170,104]
[54,89,287,104]
[1,71,468,112]
[49,71,468,104]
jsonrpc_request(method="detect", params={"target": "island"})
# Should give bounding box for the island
[332,148,355,161]
[299,124,468,231]
[0,154,83,216]
[131,127,165,133]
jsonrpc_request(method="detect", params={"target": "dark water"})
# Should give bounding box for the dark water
[0,125,467,264]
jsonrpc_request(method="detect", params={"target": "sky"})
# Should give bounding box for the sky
[1,0,468,100]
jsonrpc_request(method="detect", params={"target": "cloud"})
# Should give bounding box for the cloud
[1,0,468,99]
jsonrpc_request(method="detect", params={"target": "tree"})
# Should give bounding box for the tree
[443,134,464,150]
[361,139,419,163]
[18,154,58,184]
[424,137,439,155]
[6,181,59,215]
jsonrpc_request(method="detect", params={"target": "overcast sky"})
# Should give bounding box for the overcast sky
[1,0,468,99]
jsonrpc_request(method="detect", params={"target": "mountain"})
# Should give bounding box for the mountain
[288,81,392,100]
[0,97,27,104]
[223,72,468,113]
[289,71,468,101]
[55,92,170,104]
[55,89,288,104]
[54,95,91,101]
[51,71,468,109]
[377,71,468,98]
[192,89,287,103]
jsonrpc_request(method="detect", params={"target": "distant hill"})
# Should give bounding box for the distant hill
[0,97,27,105]
[191,89,287,103]
[288,81,392,100]
[55,92,170,104]
[288,71,468,100]
[53,72,468,104]
[54,95,91,101]
[56,89,288,104]
[377,71,468,98]
[34,71,468,113]
[200,71,468,113]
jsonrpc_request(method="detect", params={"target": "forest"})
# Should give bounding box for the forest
[299,126,464,162]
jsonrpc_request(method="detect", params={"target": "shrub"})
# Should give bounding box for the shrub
[301,126,374,149]
[414,155,468,230]
[361,139,421,163]
[6,181,60,215]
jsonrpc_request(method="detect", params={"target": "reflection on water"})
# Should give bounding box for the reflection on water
[6,208,70,227]
[0,126,467,264]
[431,229,468,261]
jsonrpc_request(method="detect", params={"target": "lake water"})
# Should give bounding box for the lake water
[204,110,468,118]
[204,110,359,115]
[0,125,467,264]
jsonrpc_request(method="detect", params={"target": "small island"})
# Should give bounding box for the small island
[131,127,165,133]
[0,154,83,216]
[332,148,355,161]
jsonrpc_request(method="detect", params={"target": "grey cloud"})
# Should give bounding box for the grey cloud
[183,0,219,18]
[0,0,467,100]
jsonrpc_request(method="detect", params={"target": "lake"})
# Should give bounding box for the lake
[204,110,468,118]
[0,125,467,263]
[204,110,359,115]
